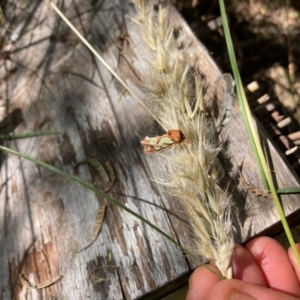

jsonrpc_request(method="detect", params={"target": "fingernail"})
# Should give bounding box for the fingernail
[227,290,257,300]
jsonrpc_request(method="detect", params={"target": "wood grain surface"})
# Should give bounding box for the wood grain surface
[0,1,299,299]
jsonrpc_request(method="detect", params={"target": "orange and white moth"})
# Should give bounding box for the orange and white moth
[141,129,185,154]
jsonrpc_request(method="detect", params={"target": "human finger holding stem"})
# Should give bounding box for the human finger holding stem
[186,237,300,300]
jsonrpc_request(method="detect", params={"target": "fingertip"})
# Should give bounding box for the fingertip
[186,265,221,300]
[246,236,286,266]
[205,279,300,300]
[232,243,265,284]
[246,236,276,250]
[247,236,300,296]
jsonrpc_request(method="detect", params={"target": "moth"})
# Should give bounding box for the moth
[141,129,185,154]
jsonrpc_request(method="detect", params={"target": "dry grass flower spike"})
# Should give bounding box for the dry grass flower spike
[132,0,235,279]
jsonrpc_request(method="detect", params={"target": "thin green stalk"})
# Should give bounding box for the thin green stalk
[0,144,223,275]
[0,131,59,140]
[277,187,300,194]
[219,0,300,266]
[218,3,266,189]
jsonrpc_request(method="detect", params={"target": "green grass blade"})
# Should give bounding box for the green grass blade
[0,145,204,265]
[277,187,300,194]
[0,131,59,140]
[218,0,300,266]
[218,1,267,189]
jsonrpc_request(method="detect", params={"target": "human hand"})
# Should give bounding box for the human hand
[186,236,300,300]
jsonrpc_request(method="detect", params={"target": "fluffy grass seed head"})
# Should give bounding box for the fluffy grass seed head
[132,1,234,279]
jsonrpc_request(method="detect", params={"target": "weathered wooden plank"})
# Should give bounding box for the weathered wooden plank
[0,1,299,299]
[0,1,189,299]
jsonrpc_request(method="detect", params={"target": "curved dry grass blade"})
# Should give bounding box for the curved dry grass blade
[19,273,63,290]
[75,158,109,183]
[74,205,107,253]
